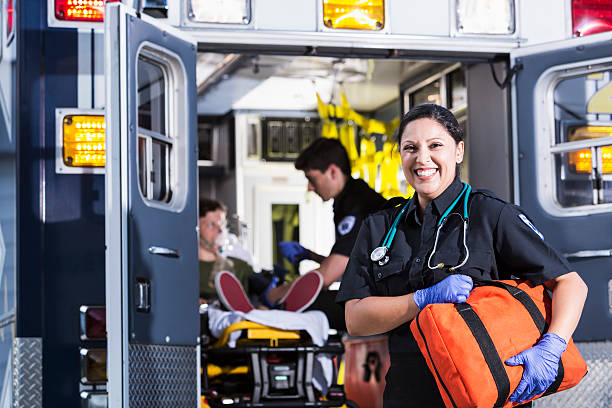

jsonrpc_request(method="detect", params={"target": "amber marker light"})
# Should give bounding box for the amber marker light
[322,0,384,30]
[63,115,106,167]
[567,125,612,174]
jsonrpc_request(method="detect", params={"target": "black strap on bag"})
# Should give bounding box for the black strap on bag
[454,280,564,407]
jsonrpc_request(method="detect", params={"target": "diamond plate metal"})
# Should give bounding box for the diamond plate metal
[534,341,612,408]
[12,338,42,408]
[129,343,197,408]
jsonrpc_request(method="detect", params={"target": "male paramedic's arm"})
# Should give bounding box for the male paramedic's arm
[317,253,349,288]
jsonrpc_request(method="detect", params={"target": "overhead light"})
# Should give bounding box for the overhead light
[322,0,385,31]
[455,0,515,35]
[188,0,251,24]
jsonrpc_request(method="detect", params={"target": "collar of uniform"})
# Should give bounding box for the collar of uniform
[333,177,356,211]
[431,177,465,216]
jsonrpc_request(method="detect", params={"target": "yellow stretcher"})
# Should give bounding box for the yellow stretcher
[201,319,358,408]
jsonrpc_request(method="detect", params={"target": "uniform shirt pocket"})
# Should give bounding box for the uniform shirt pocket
[373,257,406,296]
[429,249,492,281]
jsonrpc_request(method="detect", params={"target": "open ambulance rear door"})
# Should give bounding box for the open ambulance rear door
[104,3,199,406]
[511,32,612,342]
[511,33,612,406]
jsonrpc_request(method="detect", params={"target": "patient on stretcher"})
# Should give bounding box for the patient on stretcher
[199,198,323,311]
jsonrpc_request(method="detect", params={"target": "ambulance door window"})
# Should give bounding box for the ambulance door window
[410,79,442,107]
[137,53,173,203]
[551,67,612,207]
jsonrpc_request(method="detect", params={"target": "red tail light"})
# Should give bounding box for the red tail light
[572,0,612,36]
[6,0,13,37]
[55,0,120,23]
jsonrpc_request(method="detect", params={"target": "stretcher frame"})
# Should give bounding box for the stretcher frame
[202,320,356,408]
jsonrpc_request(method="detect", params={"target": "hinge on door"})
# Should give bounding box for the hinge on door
[490,62,524,90]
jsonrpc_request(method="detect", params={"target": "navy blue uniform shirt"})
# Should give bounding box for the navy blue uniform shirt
[331,177,386,257]
[336,177,572,355]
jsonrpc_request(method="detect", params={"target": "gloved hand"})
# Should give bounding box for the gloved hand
[505,332,567,403]
[413,274,473,310]
[279,241,311,264]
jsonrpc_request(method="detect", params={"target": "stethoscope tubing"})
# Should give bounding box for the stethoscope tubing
[372,183,471,269]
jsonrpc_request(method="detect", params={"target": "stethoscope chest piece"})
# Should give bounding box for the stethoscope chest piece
[370,246,388,263]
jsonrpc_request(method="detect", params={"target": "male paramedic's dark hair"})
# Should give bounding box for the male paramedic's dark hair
[295,138,351,176]
[396,104,463,145]
[199,198,227,218]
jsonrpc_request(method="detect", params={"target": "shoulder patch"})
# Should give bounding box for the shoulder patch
[518,213,544,240]
[338,215,357,236]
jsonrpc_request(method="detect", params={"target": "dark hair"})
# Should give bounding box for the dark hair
[396,104,463,145]
[199,198,227,218]
[295,138,351,176]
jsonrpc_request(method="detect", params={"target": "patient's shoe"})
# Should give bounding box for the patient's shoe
[215,271,255,313]
[278,270,323,313]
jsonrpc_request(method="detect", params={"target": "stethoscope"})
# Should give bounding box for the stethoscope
[370,183,472,271]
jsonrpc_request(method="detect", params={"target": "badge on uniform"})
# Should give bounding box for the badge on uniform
[518,214,544,240]
[338,215,356,235]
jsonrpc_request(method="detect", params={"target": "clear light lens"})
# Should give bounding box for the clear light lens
[189,0,251,24]
[323,0,385,30]
[572,0,612,37]
[55,0,120,22]
[456,0,515,34]
[63,115,106,167]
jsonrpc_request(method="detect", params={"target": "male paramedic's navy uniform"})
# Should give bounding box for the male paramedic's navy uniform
[331,177,387,257]
[306,177,386,330]
[336,177,572,408]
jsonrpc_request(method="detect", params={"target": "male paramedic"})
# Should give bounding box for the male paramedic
[275,138,386,329]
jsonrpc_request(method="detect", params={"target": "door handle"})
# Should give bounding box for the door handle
[564,249,612,259]
[148,246,180,258]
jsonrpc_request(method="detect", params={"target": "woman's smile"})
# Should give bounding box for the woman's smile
[400,118,464,209]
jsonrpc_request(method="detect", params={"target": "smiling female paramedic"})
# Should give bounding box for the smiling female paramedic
[336,104,588,408]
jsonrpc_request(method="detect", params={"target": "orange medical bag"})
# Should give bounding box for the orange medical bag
[410,280,587,408]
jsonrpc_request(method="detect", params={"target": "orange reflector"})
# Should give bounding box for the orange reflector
[80,349,107,384]
[567,126,612,174]
[322,0,384,30]
[55,0,120,22]
[63,115,106,167]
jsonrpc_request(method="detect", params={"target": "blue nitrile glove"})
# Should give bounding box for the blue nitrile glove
[413,274,473,310]
[279,241,311,264]
[505,332,567,403]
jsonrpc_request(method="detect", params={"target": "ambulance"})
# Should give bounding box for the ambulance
[0,0,610,406]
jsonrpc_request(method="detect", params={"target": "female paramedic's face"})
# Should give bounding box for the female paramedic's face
[400,118,464,208]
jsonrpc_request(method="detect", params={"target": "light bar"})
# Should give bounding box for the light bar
[62,115,106,167]
[456,0,515,35]
[322,0,385,30]
[572,0,612,36]
[55,0,120,23]
[189,0,251,24]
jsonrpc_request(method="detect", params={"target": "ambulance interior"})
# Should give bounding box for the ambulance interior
[195,53,469,278]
